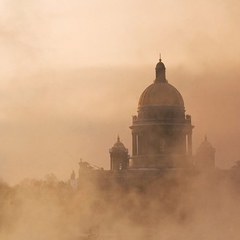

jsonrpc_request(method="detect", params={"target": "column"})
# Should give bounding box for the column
[187,132,192,156]
[132,132,136,156]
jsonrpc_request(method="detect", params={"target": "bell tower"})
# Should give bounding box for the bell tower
[195,136,215,169]
[109,136,129,170]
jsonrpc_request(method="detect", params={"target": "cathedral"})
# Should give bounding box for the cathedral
[75,58,216,185]
[109,58,215,172]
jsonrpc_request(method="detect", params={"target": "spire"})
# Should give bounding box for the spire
[204,135,207,141]
[155,56,167,83]
[117,134,120,142]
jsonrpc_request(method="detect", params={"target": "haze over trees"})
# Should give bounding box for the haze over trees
[0,169,240,240]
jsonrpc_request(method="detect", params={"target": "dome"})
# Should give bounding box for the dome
[138,82,184,107]
[110,136,128,153]
[113,141,125,149]
[197,136,215,153]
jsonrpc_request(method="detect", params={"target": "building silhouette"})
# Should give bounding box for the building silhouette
[75,58,216,184]
[195,136,215,169]
[109,135,129,170]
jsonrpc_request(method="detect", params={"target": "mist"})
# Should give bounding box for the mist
[0,0,240,238]
[1,63,239,183]
[0,0,240,183]
[1,170,240,240]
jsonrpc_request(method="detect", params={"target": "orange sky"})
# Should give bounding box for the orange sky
[0,0,240,184]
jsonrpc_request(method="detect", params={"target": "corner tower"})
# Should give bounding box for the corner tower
[130,59,194,169]
[109,136,129,170]
[195,136,215,169]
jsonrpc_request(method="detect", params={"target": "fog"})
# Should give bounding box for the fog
[0,0,240,184]
[0,1,240,238]
[1,170,240,239]
[1,63,239,183]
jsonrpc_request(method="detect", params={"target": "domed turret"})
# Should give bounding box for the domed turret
[130,58,194,169]
[195,136,215,169]
[109,136,129,170]
[112,135,128,151]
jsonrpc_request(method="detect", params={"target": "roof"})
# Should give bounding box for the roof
[197,136,215,153]
[110,136,128,153]
[138,82,184,107]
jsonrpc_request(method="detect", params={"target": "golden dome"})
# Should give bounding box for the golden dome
[138,82,184,107]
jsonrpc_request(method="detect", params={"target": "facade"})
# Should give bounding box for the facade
[129,59,194,169]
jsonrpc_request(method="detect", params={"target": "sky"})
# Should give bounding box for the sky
[0,0,240,184]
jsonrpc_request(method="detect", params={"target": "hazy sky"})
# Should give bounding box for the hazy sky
[0,0,240,184]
